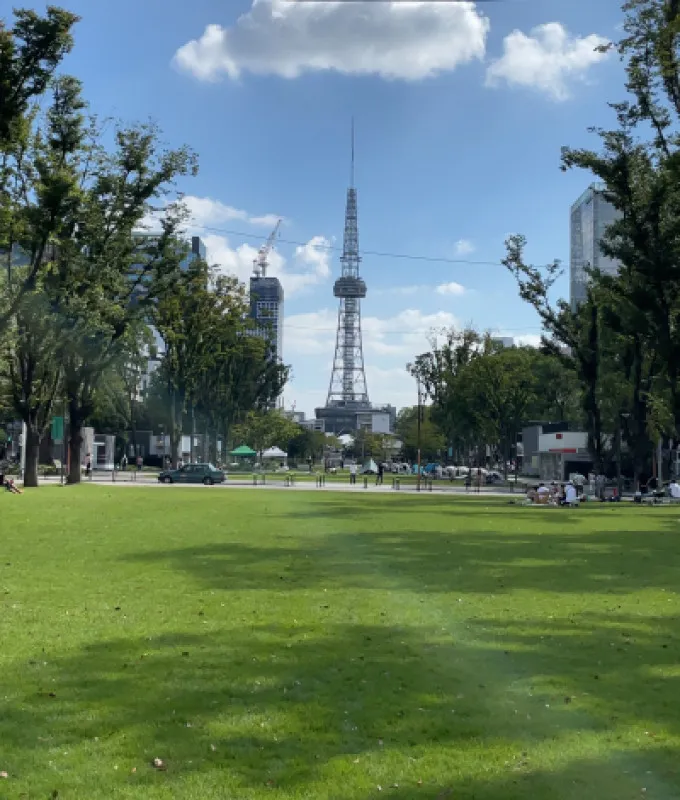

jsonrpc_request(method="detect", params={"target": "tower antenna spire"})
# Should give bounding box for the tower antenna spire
[350,116,355,188]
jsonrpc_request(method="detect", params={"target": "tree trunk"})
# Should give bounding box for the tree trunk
[130,414,137,461]
[169,387,182,468]
[23,425,41,488]
[67,397,85,485]
[170,429,180,468]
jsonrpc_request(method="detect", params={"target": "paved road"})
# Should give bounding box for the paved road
[37,473,524,498]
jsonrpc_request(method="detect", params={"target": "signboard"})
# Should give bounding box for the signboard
[51,416,64,444]
[548,448,577,454]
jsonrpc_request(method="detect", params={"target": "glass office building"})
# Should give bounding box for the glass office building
[570,184,620,310]
[249,275,284,363]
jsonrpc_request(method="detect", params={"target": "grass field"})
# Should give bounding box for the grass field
[1,488,679,799]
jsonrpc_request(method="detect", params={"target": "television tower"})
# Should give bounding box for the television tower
[326,120,369,406]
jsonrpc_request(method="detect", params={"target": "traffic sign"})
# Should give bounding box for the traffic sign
[51,416,64,443]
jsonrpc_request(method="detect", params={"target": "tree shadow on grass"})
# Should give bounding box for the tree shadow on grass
[468,610,680,738]
[0,623,532,796]
[122,518,680,597]
[4,617,680,797]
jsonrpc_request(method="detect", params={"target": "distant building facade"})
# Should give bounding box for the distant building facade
[315,402,397,436]
[249,274,284,363]
[570,184,621,310]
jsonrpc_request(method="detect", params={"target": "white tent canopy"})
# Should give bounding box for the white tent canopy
[262,446,288,459]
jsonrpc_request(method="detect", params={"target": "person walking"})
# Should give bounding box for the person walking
[349,462,357,485]
[376,461,384,486]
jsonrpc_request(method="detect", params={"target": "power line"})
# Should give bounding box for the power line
[283,324,544,333]
[193,223,512,268]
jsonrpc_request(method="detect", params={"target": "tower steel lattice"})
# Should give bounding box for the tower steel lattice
[326,121,369,407]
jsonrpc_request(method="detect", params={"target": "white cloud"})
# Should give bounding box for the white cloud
[285,307,460,359]
[138,194,326,297]
[486,22,610,100]
[436,281,466,296]
[454,239,475,256]
[173,0,489,82]
[205,232,331,297]
[183,195,281,229]
[284,307,461,413]
[374,285,424,297]
[514,333,542,348]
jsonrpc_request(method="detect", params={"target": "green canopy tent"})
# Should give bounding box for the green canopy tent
[230,445,257,457]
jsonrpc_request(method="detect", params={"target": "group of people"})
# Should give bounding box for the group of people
[526,480,579,507]
[346,461,386,485]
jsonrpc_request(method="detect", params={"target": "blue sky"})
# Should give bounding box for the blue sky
[19,0,625,414]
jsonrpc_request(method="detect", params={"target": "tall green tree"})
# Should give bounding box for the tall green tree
[457,346,538,476]
[0,288,62,485]
[0,6,78,145]
[395,406,445,462]
[42,118,197,482]
[408,327,489,462]
[232,410,299,458]
[505,0,680,483]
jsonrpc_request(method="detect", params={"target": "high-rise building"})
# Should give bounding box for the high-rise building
[570,184,621,310]
[182,236,206,269]
[249,274,284,362]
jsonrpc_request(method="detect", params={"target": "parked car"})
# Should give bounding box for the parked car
[158,463,225,485]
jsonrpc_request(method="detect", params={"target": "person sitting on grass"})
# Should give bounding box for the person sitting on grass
[562,481,578,507]
[3,476,22,494]
[669,479,680,501]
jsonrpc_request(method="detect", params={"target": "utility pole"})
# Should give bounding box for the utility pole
[61,399,67,486]
[616,416,622,497]
[190,404,196,463]
[19,421,27,482]
[416,377,422,492]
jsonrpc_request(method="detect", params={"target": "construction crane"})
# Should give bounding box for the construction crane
[253,219,281,278]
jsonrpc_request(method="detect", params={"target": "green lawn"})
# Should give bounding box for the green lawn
[1,488,679,799]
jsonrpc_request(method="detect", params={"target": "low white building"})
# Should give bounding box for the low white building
[538,430,591,481]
